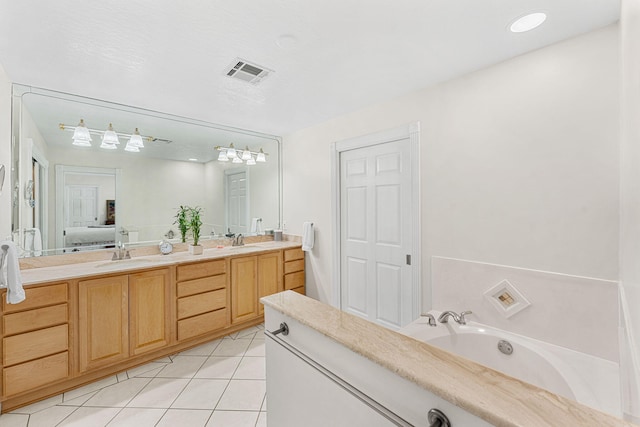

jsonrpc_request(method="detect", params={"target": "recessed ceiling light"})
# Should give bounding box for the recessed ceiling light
[188,158,198,161]
[510,12,547,33]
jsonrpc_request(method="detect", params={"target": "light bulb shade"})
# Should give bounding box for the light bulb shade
[100,141,118,150]
[102,123,120,145]
[124,143,140,152]
[128,128,144,148]
[246,156,256,166]
[218,150,229,161]
[232,156,243,164]
[72,120,92,146]
[227,143,237,158]
[241,147,252,160]
[256,149,266,162]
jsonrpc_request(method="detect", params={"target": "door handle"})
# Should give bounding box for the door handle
[406,254,411,265]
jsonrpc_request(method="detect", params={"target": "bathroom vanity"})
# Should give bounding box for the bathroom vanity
[0,241,304,412]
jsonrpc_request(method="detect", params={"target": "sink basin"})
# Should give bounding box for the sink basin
[94,258,157,269]
[226,245,257,252]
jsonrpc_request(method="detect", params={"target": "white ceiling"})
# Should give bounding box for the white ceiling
[0,0,620,136]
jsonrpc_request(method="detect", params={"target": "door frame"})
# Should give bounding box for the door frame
[330,122,421,321]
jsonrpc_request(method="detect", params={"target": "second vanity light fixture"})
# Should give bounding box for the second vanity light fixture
[60,119,151,152]
[215,143,267,165]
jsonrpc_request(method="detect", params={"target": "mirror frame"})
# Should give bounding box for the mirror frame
[11,83,283,256]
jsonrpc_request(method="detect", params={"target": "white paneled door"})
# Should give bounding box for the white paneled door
[65,185,98,226]
[226,170,248,234]
[340,138,415,329]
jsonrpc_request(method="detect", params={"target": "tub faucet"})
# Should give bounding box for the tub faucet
[112,241,131,261]
[232,234,244,246]
[438,310,473,325]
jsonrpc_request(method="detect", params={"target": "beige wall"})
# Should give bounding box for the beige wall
[620,0,640,421]
[283,25,620,307]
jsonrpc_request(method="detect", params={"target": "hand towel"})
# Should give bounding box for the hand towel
[302,222,314,252]
[0,241,25,304]
[25,228,42,256]
[250,218,262,234]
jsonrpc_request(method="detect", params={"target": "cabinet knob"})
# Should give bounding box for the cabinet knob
[428,408,451,427]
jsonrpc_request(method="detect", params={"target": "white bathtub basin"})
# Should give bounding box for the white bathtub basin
[400,311,621,417]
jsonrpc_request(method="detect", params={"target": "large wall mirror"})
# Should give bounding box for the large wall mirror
[11,84,282,257]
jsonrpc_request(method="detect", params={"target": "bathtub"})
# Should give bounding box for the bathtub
[399,311,621,417]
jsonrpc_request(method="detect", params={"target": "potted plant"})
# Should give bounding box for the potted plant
[188,206,203,255]
[173,205,190,243]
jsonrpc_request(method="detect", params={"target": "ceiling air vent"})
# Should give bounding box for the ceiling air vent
[224,58,273,85]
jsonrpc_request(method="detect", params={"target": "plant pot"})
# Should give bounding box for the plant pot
[188,244,203,255]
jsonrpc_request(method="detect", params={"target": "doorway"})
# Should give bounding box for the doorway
[225,169,249,235]
[332,123,421,329]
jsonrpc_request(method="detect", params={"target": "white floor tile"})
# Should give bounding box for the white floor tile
[155,409,212,427]
[205,410,259,427]
[59,391,98,407]
[171,379,228,410]
[256,411,267,427]
[106,408,165,426]
[216,380,266,411]
[212,339,251,357]
[83,378,151,408]
[9,395,62,414]
[153,356,172,363]
[244,340,265,357]
[57,407,120,426]
[128,365,166,379]
[63,376,118,402]
[126,378,190,408]
[195,356,242,379]
[236,325,262,339]
[25,405,77,427]
[233,357,265,380]
[155,355,207,379]
[179,340,222,356]
[0,413,28,427]
[116,372,128,383]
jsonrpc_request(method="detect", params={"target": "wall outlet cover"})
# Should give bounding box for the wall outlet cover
[483,279,531,318]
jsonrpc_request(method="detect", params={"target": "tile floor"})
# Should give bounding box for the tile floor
[0,325,267,427]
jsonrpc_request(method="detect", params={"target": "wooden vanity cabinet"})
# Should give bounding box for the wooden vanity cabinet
[78,268,171,372]
[78,275,129,372]
[284,248,305,294]
[176,259,229,341]
[232,251,284,322]
[1,283,70,396]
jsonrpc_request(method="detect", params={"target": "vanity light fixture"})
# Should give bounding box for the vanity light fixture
[60,121,153,152]
[215,144,268,165]
[510,12,547,33]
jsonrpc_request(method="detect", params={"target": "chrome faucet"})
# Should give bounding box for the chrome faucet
[422,313,437,327]
[112,241,131,260]
[232,234,244,246]
[437,310,473,325]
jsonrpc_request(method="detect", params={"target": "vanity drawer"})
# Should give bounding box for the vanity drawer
[177,289,226,319]
[177,275,226,298]
[284,248,304,262]
[3,351,69,396]
[292,286,305,295]
[284,259,304,275]
[177,308,227,341]
[2,283,68,314]
[177,260,226,282]
[3,324,68,367]
[284,271,305,290]
[3,303,68,336]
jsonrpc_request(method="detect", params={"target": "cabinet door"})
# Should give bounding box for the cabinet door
[78,275,129,372]
[258,251,283,315]
[129,269,170,356]
[231,256,258,324]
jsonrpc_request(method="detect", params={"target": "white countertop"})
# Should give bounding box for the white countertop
[21,241,301,286]
[262,291,636,427]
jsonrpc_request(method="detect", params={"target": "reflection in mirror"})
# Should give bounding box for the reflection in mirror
[11,84,282,257]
